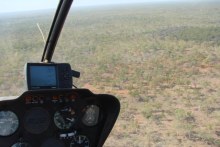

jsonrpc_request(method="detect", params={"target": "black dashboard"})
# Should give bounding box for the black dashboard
[0,89,120,147]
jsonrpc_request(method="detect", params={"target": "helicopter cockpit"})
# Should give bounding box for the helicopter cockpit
[0,0,120,147]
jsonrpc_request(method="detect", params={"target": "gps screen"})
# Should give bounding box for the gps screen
[30,66,57,88]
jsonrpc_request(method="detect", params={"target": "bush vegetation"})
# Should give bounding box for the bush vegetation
[0,2,220,147]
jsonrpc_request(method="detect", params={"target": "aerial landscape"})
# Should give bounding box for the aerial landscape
[0,0,220,146]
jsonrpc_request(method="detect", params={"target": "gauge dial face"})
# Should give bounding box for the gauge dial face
[82,105,100,127]
[11,142,31,147]
[54,106,76,130]
[0,111,19,136]
[70,135,89,147]
[24,107,50,134]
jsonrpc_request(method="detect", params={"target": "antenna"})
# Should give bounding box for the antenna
[37,23,46,44]
[41,0,74,63]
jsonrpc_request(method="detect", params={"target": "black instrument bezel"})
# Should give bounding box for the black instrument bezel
[0,89,120,147]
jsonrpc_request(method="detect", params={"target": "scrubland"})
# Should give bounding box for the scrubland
[0,2,220,146]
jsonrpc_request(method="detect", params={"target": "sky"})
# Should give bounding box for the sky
[0,0,209,13]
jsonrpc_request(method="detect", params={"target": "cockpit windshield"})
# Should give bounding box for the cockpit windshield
[0,0,220,147]
[0,0,58,96]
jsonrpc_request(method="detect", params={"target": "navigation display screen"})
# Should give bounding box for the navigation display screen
[30,66,57,88]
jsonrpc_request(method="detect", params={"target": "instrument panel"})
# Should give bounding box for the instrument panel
[0,89,120,147]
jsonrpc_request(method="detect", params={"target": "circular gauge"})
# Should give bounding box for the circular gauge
[41,138,65,147]
[11,142,31,147]
[70,135,89,147]
[82,105,100,127]
[54,106,76,130]
[24,107,50,134]
[0,111,19,136]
